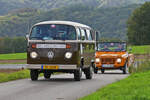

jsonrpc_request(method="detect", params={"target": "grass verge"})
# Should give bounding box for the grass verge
[0,53,27,60]
[79,71,150,100]
[79,60,150,100]
[0,70,30,83]
[0,69,61,83]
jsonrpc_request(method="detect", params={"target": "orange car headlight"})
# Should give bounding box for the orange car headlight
[95,58,100,63]
[116,58,122,63]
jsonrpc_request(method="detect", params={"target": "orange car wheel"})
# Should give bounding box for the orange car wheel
[94,67,98,74]
[101,69,105,74]
[123,63,129,74]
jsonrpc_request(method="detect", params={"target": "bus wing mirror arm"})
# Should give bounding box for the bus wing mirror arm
[25,34,29,40]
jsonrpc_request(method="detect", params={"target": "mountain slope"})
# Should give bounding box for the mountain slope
[0,0,100,15]
[0,4,140,40]
[0,0,149,15]
[99,0,150,7]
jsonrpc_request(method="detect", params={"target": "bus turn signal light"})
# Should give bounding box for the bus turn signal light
[31,44,36,48]
[66,44,71,49]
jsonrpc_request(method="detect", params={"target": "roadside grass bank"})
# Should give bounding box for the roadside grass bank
[0,69,30,83]
[0,53,27,60]
[0,69,61,83]
[79,61,150,100]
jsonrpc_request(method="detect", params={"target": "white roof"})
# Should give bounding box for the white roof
[34,21,91,29]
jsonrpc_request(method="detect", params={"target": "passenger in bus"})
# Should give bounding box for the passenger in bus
[59,28,76,40]
[67,28,76,40]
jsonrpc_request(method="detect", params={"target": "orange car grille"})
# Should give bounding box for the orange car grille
[101,58,116,64]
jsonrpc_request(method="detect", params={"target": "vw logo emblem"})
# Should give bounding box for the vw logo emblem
[48,51,54,58]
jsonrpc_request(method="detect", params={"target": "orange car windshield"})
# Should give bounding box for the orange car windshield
[97,43,126,52]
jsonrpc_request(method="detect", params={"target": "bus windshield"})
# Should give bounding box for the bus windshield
[29,24,76,40]
[97,42,126,52]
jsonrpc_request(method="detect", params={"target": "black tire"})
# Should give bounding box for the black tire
[44,73,51,79]
[101,69,105,74]
[30,70,39,81]
[123,63,128,74]
[74,68,82,81]
[85,67,93,79]
[94,67,98,74]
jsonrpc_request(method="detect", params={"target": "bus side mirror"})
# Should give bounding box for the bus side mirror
[25,34,29,40]
[95,46,98,51]
[81,36,85,40]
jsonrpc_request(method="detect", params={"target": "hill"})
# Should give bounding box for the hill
[0,0,148,15]
[0,4,140,39]
[99,0,150,8]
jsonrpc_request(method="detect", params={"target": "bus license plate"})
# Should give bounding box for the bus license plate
[42,65,59,69]
[102,64,114,68]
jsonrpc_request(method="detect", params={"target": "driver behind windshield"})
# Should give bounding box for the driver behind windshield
[42,28,53,40]
[115,44,125,51]
[59,26,76,40]
[101,45,110,51]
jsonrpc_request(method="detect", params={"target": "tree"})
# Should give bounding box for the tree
[0,4,138,40]
[127,2,150,45]
[0,37,27,54]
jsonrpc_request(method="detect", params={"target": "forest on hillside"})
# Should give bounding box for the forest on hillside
[0,4,140,40]
[0,0,146,15]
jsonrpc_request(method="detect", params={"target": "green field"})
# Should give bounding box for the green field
[0,45,149,60]
[129,45,150,54]
[0,53,27,60]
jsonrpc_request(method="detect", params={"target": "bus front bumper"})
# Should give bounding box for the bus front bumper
[26,64,78,70]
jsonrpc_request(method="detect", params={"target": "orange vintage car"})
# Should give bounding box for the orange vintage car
[94,42,134,74]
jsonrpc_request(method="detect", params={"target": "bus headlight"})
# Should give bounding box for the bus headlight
[117,58,122,63]
[30,52,38,59]
[95,58,100,63]
[65,52,72,59]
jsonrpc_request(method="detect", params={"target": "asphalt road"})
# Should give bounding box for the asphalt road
[0,70,128,100]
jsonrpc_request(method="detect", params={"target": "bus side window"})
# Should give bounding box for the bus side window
[80,28,87,40]
[76,28,81,40]
[90,30,94,40]
[96,31,100,41]
[90,30,95,41]
[86,29,92,40]
[84,29,88,40]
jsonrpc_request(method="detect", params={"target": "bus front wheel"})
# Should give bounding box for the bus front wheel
[74,68,82,81]
[85,66,93,79]
[44,72,51,79]
[30,69,39,81]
